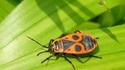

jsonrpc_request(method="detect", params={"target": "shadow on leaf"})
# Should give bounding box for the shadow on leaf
[35,0,95,32]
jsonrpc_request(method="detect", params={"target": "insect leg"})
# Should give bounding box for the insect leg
[74,30,81,33]
[86,55,102,59]
[37,50,49,56]
[48,39,54,46]
[72,54,81,58]
[96,37,99,39]
[72,54,83,63]
[90,55,102,59]
[27,36,48,48]
[59,34,66,38]
[41,53,58,64]
[63,54,76,70]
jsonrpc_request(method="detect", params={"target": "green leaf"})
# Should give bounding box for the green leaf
[98,4,125,27]
[0,0,21,22]
[0,0,124,70]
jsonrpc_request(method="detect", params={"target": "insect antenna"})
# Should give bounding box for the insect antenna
[26,36,48,48]
[37,50,49,56]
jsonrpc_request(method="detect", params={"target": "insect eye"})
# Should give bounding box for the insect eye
[48,45,54,52]
[51,46,54,52]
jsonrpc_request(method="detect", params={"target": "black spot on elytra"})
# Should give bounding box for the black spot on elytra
[72,35,79,40]
[75,45,82,52]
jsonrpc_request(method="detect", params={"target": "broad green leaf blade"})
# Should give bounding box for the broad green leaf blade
[6,0,22,6]
[0,0,124,70]
[0,0,21,22]
[0,0,121,49]
[0,24,125,70]
[98,5,125,27]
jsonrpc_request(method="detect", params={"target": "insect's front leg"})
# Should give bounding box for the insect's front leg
[41,53,59,64]
[48,39,54,46]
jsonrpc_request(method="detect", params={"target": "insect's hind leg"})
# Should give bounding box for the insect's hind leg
[71,54,83,63]
[89,55,102,59]
[85,55,102,59]
[62,54,76,70]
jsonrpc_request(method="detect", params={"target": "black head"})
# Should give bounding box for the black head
[48,44,54,52]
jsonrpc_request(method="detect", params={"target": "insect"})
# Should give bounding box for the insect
[27,30,101,70]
